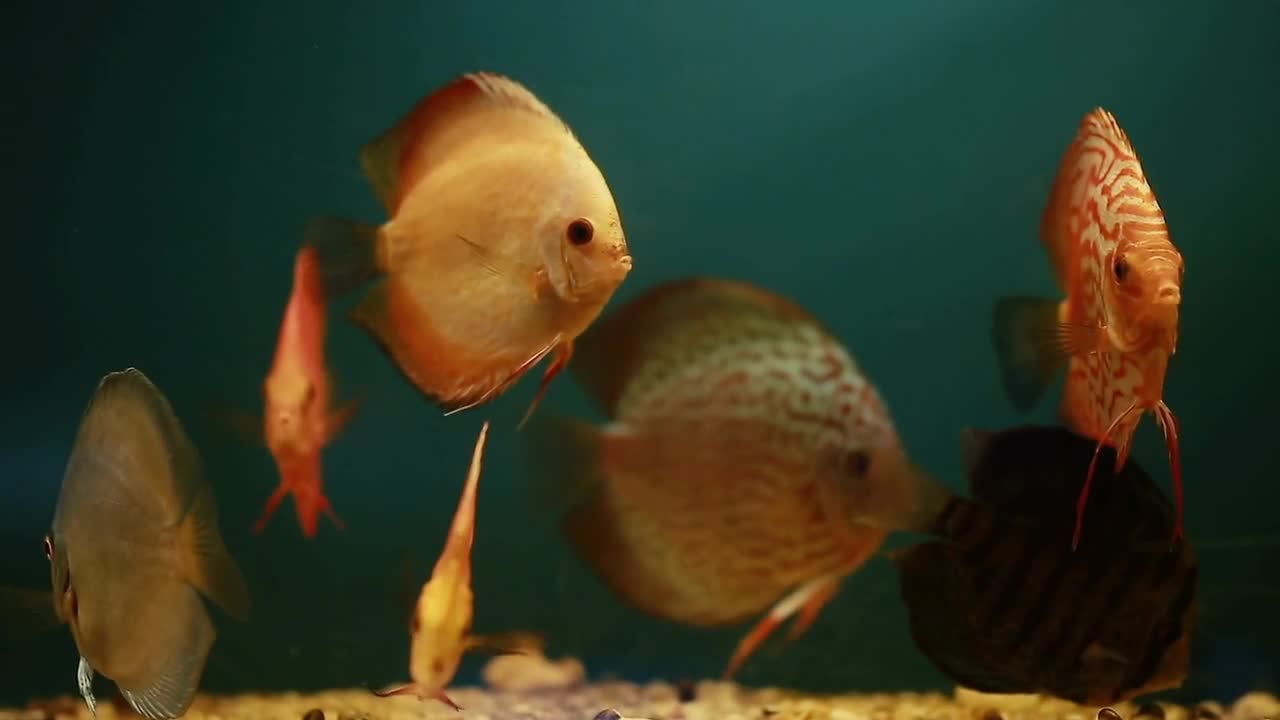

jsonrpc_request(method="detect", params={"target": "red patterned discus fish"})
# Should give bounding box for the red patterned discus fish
[532,277,940,678]
[992,107,1185,548]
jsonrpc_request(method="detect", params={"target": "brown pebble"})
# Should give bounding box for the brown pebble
[303,709,325,720]
[593,710,622,720]
[1098,709,1123,720]
[1192,702,1223,720]
[1137,704,1166,720]
[979,710,1004,720]
[676,678,697,703]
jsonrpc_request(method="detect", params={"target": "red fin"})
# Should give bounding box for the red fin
[325,396,361,444]
[434,690,462,711]
[722,574,844,679]
[251,485,289,535]
[784,579,841,644]
[1073,403,1141,549]
[517,342,573,431]
[1155,402,1184,545]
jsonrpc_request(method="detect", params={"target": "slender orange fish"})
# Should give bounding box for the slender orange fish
[307,71,633,428]
[377,421,525,710]
[254,245,358,538]
[531,277,940,679]
[992,107,1185,548]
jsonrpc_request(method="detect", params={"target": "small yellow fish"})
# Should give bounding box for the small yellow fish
[531,277,938,678]
[307,72,633,427]
[375,421,497,709]
[46,368,251,719]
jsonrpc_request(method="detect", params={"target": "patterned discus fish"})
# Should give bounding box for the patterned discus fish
[46,369,252,719]
[992,107,1186,548]
[307,71,633,428]
[254,245,358,538]
[531,277,939,678]
[862,425,1197,706]
[376,422,532,709]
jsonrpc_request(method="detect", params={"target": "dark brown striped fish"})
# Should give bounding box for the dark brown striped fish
[530,276,940,679]
[876,425,1197,705]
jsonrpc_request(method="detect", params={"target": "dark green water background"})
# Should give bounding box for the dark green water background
[3,0,1278,707]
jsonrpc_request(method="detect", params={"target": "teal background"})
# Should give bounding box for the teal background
[3,0,1278,706]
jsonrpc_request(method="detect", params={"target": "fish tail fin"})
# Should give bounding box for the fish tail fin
[177,483,252,622]
[524,415,609,517]
[304,215,383,299]
[991,296,1067,412]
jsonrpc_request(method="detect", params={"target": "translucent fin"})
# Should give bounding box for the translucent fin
[465,630,545,656]
[77,656,97,718]
[722,573,844,678]
[118,640,207,719]
[177,483,251,621]
[304,215,382,299]
[523,416,608,517]
[991,296,1067,412]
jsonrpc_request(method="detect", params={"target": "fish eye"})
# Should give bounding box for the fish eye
[42,534,53,560]
[566,218,594,246]
[1113,256,1130,282]
[844,450,872,477]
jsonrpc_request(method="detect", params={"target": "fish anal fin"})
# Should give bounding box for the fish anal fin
[991,296,1069,412]
[304,216,383,300]
[178,484,251,621]
[360,72,566,215]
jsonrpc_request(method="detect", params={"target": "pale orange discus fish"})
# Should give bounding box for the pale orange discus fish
[531,277,940,678]
[254,245,358,538]
[376,422,532,709]
[307,71,633,427]
[992,107,1185,548]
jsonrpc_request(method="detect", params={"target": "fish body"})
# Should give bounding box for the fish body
[532,277,937,678]
[376,421,489,710]
[47,368,251,719]
[255,245,357,538]
[308,72,633,426]
[858,425,1197,705]
[992,107,1185,546]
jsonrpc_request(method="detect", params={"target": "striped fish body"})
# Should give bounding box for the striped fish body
[545,277,902,625]
[893,425,1198,705]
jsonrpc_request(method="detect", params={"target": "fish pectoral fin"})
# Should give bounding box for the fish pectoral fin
[441,336,563,419]
[455,234,539,284]
[517,341,573,430]
[373,683,462,710]
[0,585,60,633]
[464,630,546,657]
[204,403,265,447]
[325,395,363,444]
[178,483,252,622]
[1054,322,1110,355]
[991,296,1069,412]
[723,573,845,679]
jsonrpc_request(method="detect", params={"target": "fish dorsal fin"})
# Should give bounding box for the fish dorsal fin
[433,422,489,582]
[1082,107,1136,156]
[359,72,569,214]
[959,427,993,475]
[571,276,821,417]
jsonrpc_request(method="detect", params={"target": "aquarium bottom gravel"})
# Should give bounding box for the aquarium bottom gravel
[3,682,1277,720]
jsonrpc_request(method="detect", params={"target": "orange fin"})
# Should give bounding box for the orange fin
[372,684,462,710]
[465,631,543,657]
[440,337,562,418]
[1073,403,1141,549]
[517,342,573,430]
[991,296,1068,412]
[325,396,362,444]
[251,484,289,535]
[722,573,844,679]
[360,72,568,214]
[1155,402,1184,546]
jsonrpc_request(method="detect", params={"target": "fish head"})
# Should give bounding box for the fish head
[821,420,945,534]
[540,181,632,304]
[263,372,317,452]
[1103,226,1184,354]
[43,532,75,628]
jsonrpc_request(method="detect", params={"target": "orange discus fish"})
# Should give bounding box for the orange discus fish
[306,72,633,427]
[992,107,1185,548]
[531,277,942,678]
[254,246,358,538]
